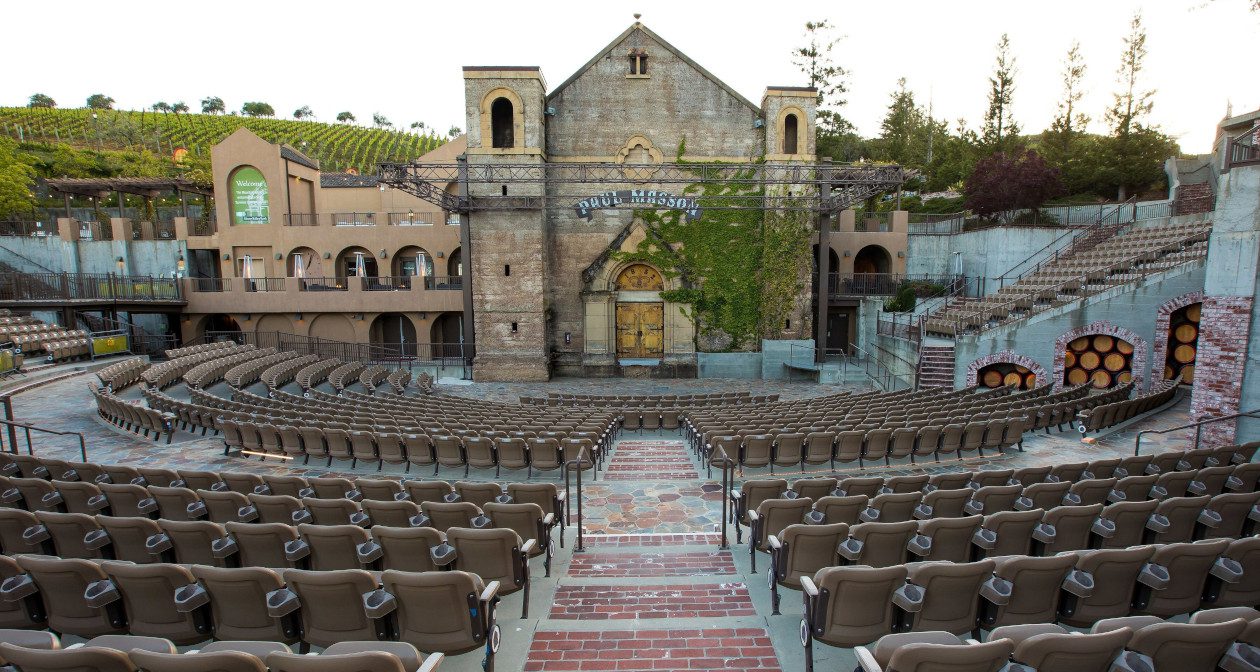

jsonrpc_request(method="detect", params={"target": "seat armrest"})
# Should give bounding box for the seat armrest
[521,539,538,555]
[480,580,500,602]
[891,583,925,612]
[854,646,884,672]
[265,588,301,617]
[1137,562,1170,590]
[767,535,781,551]
[729,490,744,501]
[543,513,555,526]
[1219,642,1260,672]
[362,588,397,618]
[418,652,446,672]
[799,576,819,598]
[747,510,760,523]
[1110,650,1156,672]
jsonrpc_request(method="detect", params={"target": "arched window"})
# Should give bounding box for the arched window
[491,98,514,149]
[783,113,799,155]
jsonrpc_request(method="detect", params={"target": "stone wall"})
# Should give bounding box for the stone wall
[1191,296,1254,444]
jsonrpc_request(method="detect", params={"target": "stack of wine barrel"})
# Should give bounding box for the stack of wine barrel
[1063,334,1134,389]
[978,363,1038,390]
[1164,302,1202,385]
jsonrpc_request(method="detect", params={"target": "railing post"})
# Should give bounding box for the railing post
[1,398,14,454]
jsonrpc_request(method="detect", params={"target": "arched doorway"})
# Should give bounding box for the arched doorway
[854,245,891,275]
[371,313,417,358]
[977,362,1038,390]
[1162,302,1201,385]
[1064,334,1135,389]
[430,312,463,360]
[336,246,377,279]
[615,263,665,361]
[447,247,462,283]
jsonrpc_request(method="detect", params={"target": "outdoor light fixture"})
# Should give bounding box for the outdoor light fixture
[564,332,572,345]
[418,312,426,320]
[897,251,905,258]
[274,253,282,260]
[242,314,251,322]
[436,251,444,258]
[176,255,185,272]
[323,252,331,259]
[379,249,387,259]
[222,254,231,261]
[753,119,764,128]
[843,250,851,257]
[294,313,303,321]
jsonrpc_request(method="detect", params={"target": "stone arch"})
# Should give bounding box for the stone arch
[478,88,524,152]
[854,244,892,274]
[1153,291,1205,384]
[391,245,434,278]
[447,247,462,278]
[286,246,323,278]
[430,312,463,359]
[307,313,356,343]
[370,312,418,357]
[615,263,665,291]
[1053,321,1148,391]
[335,245,377,278]
[966,351,1050,388]
[776,106,807,156]
[255,314,293,335]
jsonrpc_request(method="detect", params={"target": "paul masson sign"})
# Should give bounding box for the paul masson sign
[230,166,270,225]
[573,190,701,222]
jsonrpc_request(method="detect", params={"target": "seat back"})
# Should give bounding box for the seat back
[850,520,917,568]
[813,495,868,525]
[371,526,445,573]
[191,565,296,643]
[791,478,837,501]
[1041,503,1105,554]
[15,555,124,638]
[907,559,996,635]
[96,515,162,564]
[1010,627,1132,672]
[101,561,204,644]
[1062,546,1155,627]
[981,509,1044,557]
[1139,539,1230,617]
[381,569,484,654]
[298,524,370,571]
[918,516,982,563]
[988,553,1077,628]
[455,482,503,510]
[776,523,847,586]
[447,527,526,594]
[159,519,226,567]
[225,521,297,569]
[810,565,908,647]
[0,644,138,672]
[421,501,479,532]
[753,498,813,550]
[1129,619,1247,672]
[283,568,381,648]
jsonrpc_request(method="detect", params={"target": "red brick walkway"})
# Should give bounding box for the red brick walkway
[526,629,780,672]
[567,551,737,577]
[604,441,699,480]
[549,583,756,620]
[582,533,721,547]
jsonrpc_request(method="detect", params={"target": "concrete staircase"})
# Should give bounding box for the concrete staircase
[917,343,956,389]
[1174,183,1214,216]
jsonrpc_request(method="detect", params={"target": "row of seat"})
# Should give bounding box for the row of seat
[292,357,339,391]
[184,348,278,390]
[0,555,502,668]
[93,385,177,444]
[224,351,302,389]
[852,610,1255,672]
[40,335,90,363]
[328,361,365,392]
[0,632,445,672]
[256,354,320,391]
[163,340,234,360]
[798,537,1257,671]
[141,344,254,389]
[1079,378,1179,434]
[385,368,412,394]
[96,357,145,392]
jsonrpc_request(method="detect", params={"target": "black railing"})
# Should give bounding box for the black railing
[1134,407,1260,455]
[244,277,286,293]
[283,213,320,227]
[388,212,435,226]
[189,277,231,293]
[299,277,348,292]
[424,276,463,290]
[0,272,181,302]
[0,221,57,237]
[826,273,957,297]
[362,276,413,291]
[206,331,469,375]
[332,212,376,227]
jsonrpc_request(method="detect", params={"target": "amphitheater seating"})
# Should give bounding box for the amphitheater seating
[926,220,1212,336]
[386,368,412,394]
[1078,378,1180,434]
[95,357,145,391]
[184,348,278,389]
[258,354,320,391]
[141,344,256,389]
[293,357,341,391]
[92,385,176,443]
[164,340,234,360]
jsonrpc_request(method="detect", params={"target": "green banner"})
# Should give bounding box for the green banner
[92,335,128,357]
[230,166,269,224]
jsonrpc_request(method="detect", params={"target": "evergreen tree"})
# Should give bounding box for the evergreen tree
[1050,42,1089,146]
[981,34,1020,153]
[1103,12,1169,200]
[27,94,55,109]
[792,20,856,158]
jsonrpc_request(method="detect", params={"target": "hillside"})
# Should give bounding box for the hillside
[0,107,445,174]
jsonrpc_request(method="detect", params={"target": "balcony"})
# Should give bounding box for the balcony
[184,275,463,314]
[388,212,435,226]
[332,212,376,227]
[424,276,463,290]
[283,213,321,227]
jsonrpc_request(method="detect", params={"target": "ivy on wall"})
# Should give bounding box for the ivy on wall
[612,141,815,352]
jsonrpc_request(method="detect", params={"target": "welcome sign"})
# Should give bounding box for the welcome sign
[573,190,701,222]
[230,167,270,225]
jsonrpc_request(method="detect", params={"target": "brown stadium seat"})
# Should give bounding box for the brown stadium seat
[197,489,254,524]
[158,519,237,567]
[1201,491,1260,539]
[1153,495,1212,543]
[221,473,265,495]
[1059,545,1155,627]
[748,497,813,572]
[920,488,972,519]
[1010,465,1051,486]
[973,509,1044,558]
[963,484,1021,516]
[293,523,370,571]
[812,495,868,525]
[432,436,466,476]
[990,623,1131,672]
[483,502,554,576]
[0,630,59,663]
[33,511,105,560]
[883,475,930,494]
[259,475,311,499]
[456,481,504,509]
[912,425,943,462]
[378,569,497,668]
[729,479,786,544]
[100,562,208,645]
[803,431,836,468]
[865,492,922,524]
[247,494,307,526]
[444,527,534,618]
[101,465,144,486]
[801,564,909,669]
[0,643,139,672]
[1112,474,1161,502]
[853,632,1014,672]
[225,522,299,569]
[839,520,919,568]
[129,648,270,672]
[1069,477,1118,506]
[145,486,201,521]
[766,522,847,615]
[1155,470,1197,498]
[303,497,368,527]
[463,437,497,477]
[494,438,529,477]
[1047,461,1088,483]
[837,476,883,498]
[1038,503,1105,555]
[55,480,110,516]
[13,555,126,638]
[363,499,423,528]
[277,568,382,648]
[9,477,63,513]
[137,468,183,488]
[0,508,44,556]
[421,501,479,532]
[1127,618,1248,672]
[526,437,563,478]
[1134,539,1231,617]
[0,555,46,629]
[190,565,299,644]
[366,526,446,573]
[97,483,158,519]
[1017,481,1072,511]
[355,478,403,502]
[1215,536,1260,607]
[968,469,1014,489]
[310,477,360,501]
[1189,466,1237,497]
[1095,499,1160,549]
[95,516,164,564]
[772,433,806,471]
[791,478,837,501]
[916,516,982,562]
[981,553,1077,629]
[895,559,996,636]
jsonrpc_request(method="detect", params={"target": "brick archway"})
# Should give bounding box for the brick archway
[1053,322,1148,390]
[1152,291,1204,384]
[966,352,1050,388]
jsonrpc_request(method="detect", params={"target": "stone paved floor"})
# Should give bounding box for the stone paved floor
[5,370,1209,672]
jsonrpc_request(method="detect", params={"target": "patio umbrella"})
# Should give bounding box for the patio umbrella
[355,252,366,277]
[241,255,253,279]
[417,253,427,278]
[293,254,305,279]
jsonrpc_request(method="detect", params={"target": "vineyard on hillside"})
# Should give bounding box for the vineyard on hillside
[0,107,446,174]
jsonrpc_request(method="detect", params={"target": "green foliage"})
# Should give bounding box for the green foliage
[27,94,55,109]
[171,102,189,114]
[86,94,114,110]
[0,138,37,218]
[883,280,945,312]
[793,20,854,139]
[372,112,392,128]
[200,97,225,115]
[241,102,275,117]
[981,34,1022,155]
[0,107,445,174]
[293,106,314,120]
[336,111,356,123]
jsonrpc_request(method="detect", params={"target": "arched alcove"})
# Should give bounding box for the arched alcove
[490,98,514,149]
[370,313,418,358]
[854,244,892,275]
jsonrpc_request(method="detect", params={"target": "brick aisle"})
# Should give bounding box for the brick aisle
[526,629,780,672]
[550,584,756,620]
[566,551,736,577]
[604,440,699,480]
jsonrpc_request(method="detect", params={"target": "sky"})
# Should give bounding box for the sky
[1,0,1255,154]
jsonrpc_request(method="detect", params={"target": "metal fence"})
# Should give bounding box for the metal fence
[826,273,957,297]
[0,272,181,302]
[205,330,469,376]
[906,200,1175,235]
[1228,133,1260,169]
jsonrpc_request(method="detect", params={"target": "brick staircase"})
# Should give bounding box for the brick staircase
[916,343,955,389]
[1174,183,1214,216]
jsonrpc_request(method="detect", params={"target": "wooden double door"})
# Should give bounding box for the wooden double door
[616,302,664,359]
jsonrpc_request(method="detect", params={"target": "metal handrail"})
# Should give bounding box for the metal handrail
[1134,407,1260,456]
[0,416,88,462]
[995,197,1135,289]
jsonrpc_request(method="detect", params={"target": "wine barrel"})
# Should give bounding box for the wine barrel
[982,370,1003,388]
[1116,340,1134,355]
[1180,365,1195,383]
[1069,337,1091,352]
[1173,344,1196,364]
[1174,323,1198,343]
[1079,351,1101,370]
[1023,372,1037,389]
[1091,369,1113,388]
[1185,303,1202,323]
[1103,352,1127,372]
[1093,335,1115,352]
[1117,371,1133,384]
[1064,351,1077,367]
[1003,372,1023,387]
[1164,365,1175,380]
[1067,367,1089,385]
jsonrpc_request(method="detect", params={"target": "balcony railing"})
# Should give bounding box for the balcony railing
[244,277,286,292]
[283,213,320,227]
[0,272,181,302]
[0,221,56,237]
[332,212,376,227]
[424,276,463,290]
[299,276,348,292]
[190,277,232,293]
[361,276,414,291]
[1228,132,1260,169]
[823,273,959,297]
[388,212,435,226]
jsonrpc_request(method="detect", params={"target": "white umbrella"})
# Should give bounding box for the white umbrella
[355,252,366,277]
[417,253,427,278]
[293,254,306,279]
[241,255,253,279]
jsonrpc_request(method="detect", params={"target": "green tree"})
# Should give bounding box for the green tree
[200,97,225,114]
[1041,42,1094,194]
[241,102,275,117]
[27,93,55,109]
[171,101,189,114]
[981,34,1020,153]
[336,111,356,124]
[1104,12,1166,199]
[0,139,37,219]
[86,94,115,110]
[410,121,426,131]
[372,112,392,128]
[293,105,314,120]
[151,101,172,113]
[448,125,461,138]
[792,19,855,157]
